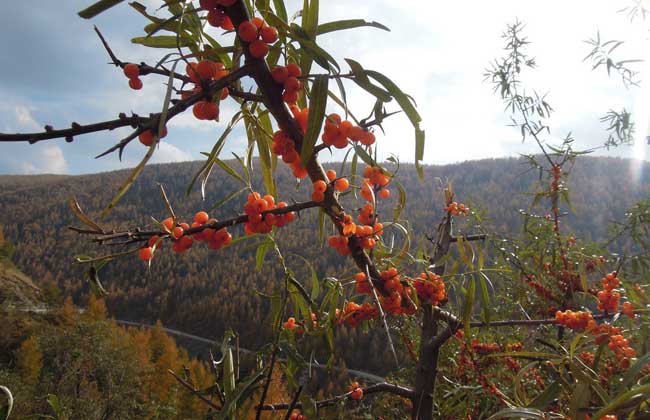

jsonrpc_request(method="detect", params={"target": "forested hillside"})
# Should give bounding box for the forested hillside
[1,156,648,373]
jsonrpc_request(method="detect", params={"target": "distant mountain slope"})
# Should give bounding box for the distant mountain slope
[0,156,648,372]
[0,226,42,308]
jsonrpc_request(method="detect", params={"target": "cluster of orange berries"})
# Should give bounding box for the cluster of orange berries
[200,0,235,30]
[123,63,144,90]
[413,271,446,305]
[237,17,278,59]
[137,211,235,261]
[338,301,378,327]
[288,412,307,420]
[189,211,233,250]
[283,317,297,330]
[445,201,469,216]
[348,382,363,400]
[271,63,303,104]
[271,129,308,179]
[555,310,594,331]
[312,167,352,203]
[328,212,383,256]
[378,268,417,315]
[597,272,621,313]
[608,334,636,363]
[321,113,375,149]
[184,60,231,121]
[242,192,296,234]
[361,166,391,201]
[470,340,500,355]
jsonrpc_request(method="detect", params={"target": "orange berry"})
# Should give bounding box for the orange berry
[286,63,301,77]
[312,190,325,202]
[186,62,201,83]
[123,63,140,79]
[148,235,161,248]
[360,130,376,145]
[193,102,206,120]
[128,77,143,90]
[220,15,234,30]
[313,180,327,193]
[202,102,219,120]
[251,17,265,29]
[284,76,301,92]
[351,388,363,400]
[194,211,209,224]
[207,9,224,27]
[326,169,337,181]
[271,66,288,84]
[162,217,175,231]
[282,90,298,104]
[260,26,278,43]
[220,87,229,100]
[249,40,269,58]
[139,130,154,146]
[172,226,184,239]
[379,188,391,199]
[335,178,349,192]
[238,21,258,43]
[139,247,153,261]
[197,59,217,79]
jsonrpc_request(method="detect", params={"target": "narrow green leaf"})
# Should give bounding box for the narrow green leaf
[255,239,272,271]
[478,271,492,324]
[131,35,192,48]
[209,187,248,212]
[101,141,155,217]
[462,275,476,334]
[592,384,650,419]
[301,75,329,166]
[352,144,378,167]
[78,0,124,18]
[529,380,561,410]
[344,58,391,102]
[487,407,545,420]
[317,19,389,35]
[272,0,287,22]
[215,158,247,185]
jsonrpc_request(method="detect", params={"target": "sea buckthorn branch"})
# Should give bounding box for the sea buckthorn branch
[95,26,263,103]
[256,382,415,411]
[68,199,318,246]
[0,66,250,148]
[223,1,390,297]
[0,113,151,144]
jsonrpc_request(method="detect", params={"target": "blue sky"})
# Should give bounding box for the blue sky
[1,0,649,175]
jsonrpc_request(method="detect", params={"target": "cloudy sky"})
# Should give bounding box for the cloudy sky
[0,0,649,175]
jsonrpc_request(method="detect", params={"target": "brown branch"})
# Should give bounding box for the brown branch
[0,113,150,143]
[69,199,320,245]
[168,369,221,411]
[450,233,488,243]
[257,382,414,411]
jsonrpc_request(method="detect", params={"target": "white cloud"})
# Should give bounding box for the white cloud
[150,141,193,163]
[15,145,68,174]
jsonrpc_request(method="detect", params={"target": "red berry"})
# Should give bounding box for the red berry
[238,21,259,43]
[197,59,217,79]
[271,66,289,84]
[286,63,301,77]
[128,78,143,90]
[260,26,278,44]
[123,63,140,79]
[249,40,269,58]
[139,247,153,261]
